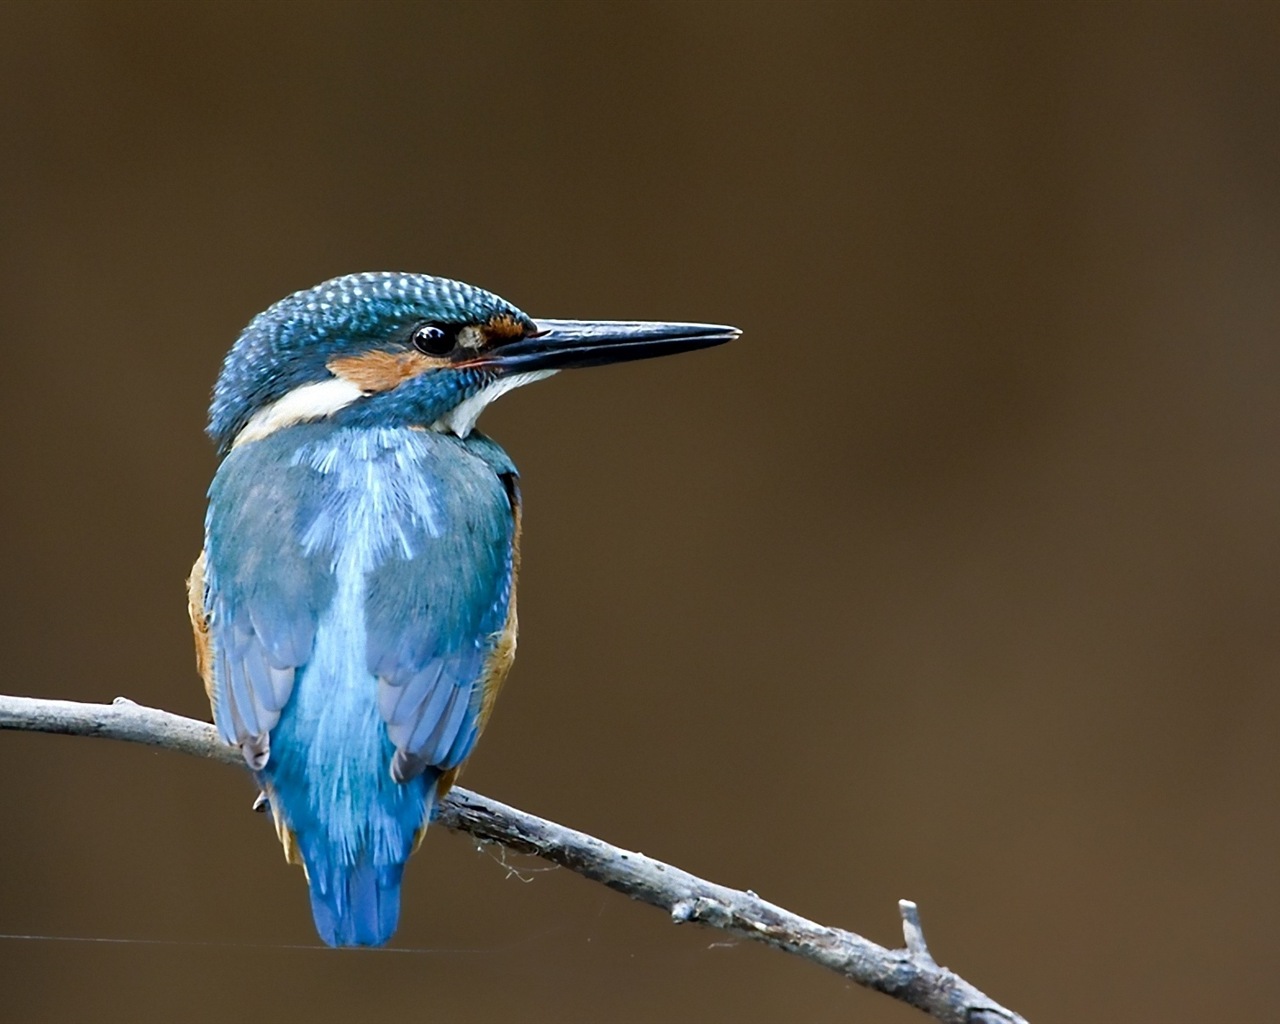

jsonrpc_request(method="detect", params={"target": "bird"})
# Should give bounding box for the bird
[187,271,738,947]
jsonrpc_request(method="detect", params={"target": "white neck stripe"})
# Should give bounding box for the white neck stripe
[231,368,557,447]
[232,378,365,448]
[432,370,557,438]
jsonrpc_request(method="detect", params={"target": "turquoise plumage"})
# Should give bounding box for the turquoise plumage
[190,272,736,945]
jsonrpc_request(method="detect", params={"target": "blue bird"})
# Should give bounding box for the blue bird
[188,272,737,947]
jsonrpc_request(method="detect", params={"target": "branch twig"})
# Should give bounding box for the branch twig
[0,693,1027,1024]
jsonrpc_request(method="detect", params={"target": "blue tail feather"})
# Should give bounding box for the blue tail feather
[284,778,434,947]
[256,577,441,948]
[305,856,404,947]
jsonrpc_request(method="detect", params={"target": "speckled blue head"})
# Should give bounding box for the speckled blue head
[209,271,740,456]
[209,272,532,453]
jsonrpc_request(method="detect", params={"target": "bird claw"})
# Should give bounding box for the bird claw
[252,791,270,813]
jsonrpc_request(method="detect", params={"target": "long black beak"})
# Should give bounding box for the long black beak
[480,319,740,373]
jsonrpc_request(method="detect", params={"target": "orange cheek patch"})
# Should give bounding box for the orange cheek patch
[483,313,528,342]
[327,349,450,392]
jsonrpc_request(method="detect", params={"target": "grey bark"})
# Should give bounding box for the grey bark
[0,693,1027,1024]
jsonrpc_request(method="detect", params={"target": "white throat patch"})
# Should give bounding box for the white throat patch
[433,370,558,438]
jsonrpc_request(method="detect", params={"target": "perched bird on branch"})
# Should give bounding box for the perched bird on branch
[187,272,737,946]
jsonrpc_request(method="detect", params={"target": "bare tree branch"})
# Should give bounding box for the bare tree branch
[0,693,1027,1024]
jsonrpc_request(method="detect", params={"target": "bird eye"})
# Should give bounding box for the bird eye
[411,322,456,356]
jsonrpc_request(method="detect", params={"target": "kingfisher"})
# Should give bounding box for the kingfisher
[187,272,737,947]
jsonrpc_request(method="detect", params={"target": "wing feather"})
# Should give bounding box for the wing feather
[368,433,519,782]
[199,424,517,781]
[393,665,454,744]
[201,435,331,768]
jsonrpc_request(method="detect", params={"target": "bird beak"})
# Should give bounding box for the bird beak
[478,319,741,373]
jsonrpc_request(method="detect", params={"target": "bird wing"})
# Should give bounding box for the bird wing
[200,442,333,768]
[199,426,517,780]
[366,433,520,784]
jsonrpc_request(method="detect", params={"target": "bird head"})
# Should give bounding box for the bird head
[208,272,739,454]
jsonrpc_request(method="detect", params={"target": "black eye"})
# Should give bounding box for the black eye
[411,322,456,356]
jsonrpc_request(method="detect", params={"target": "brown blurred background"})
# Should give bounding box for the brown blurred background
[1,2,1278,1021]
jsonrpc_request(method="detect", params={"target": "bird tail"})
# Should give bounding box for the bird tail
[301,849,405,948]
[258,718,437,947]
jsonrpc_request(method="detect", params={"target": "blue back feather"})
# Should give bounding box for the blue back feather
[204,421,516,946]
